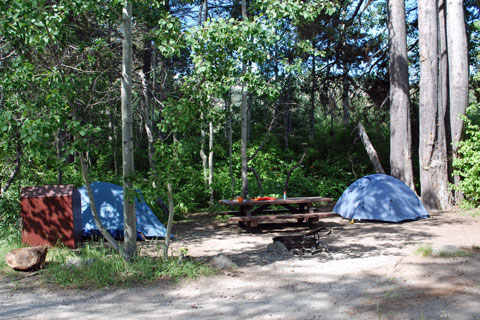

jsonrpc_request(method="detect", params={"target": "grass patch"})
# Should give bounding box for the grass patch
[437,249,468,258]
[414,244,470,258]
[1,241,216,289]
[414,244,433,257]
[461,209,480,217]
[44,243,215,289]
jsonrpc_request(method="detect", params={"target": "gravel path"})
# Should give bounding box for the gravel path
[1,211,480,319]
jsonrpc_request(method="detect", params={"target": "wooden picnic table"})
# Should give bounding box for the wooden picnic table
[219,196,336,229]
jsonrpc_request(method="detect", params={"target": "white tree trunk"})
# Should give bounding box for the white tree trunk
[240,0,248,198]
[208,121,214,205]
[200,114,208,184]
[121,0,136,260]
[388,0,415,191]
[418,0,450,210]
[446,0,468,203]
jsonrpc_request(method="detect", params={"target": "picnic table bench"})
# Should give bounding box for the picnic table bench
[219,196,336,229]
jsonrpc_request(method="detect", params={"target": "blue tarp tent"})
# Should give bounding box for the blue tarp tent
[333,174,429,222]
[78,182,169,239]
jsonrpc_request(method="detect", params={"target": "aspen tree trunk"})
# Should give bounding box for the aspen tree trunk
[208,121,214,206]
[388,0,415,191]
[199,0,214,203]
[121,0,136,260]
[163,183,174,259]
[227,98,235,197]
[418,0,450,210]
[240,0,249,198]
[200,115,208,184]
[446,0,468,203]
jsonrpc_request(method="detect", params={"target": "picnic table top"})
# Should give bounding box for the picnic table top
[219,196,334,206]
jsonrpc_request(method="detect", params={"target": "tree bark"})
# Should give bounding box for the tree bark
[121,0,136,260]
[200,114,208,184]
[208,121,214,206]
[388,0,415,191]
[163,182,174,259]
[227,97,235,197]
[139,39,156,171]
[357,122,385,174]
[240,0,249,198]
[342,66,350,127]
[418,0,450,210]
[446,0,468,203]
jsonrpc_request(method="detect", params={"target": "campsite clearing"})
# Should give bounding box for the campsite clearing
[1,210,480,319]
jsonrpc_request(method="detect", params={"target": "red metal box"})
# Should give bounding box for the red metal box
[20,185,82,248]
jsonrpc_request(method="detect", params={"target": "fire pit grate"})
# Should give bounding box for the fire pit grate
[272,226,331,255]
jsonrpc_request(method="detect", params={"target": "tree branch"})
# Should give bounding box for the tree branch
[247,112,277,161]
[355,122,385,174]
[248,166,263,196]
[283,143,308,194]
[79,151,121,252]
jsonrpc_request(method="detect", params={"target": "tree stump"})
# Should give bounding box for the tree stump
[5,246,48,271]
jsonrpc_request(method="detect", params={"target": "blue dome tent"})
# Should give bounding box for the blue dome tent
[333,174,429,222]
[78,182,169,239]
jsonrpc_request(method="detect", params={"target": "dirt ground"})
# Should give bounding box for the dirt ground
[1,210,480,319]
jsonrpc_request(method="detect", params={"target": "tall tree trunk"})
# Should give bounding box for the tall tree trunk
[284,75,292,149]
[342,66,350,127]
[388,0,415,191]
[200,114,208,184]
[208,121,214,206]
[446,0,468,204]
[227,97,235,197]
[109,106,119,183]
[0,84,4,110]
[163,183,174,259]
[199,0,212,193]
[56,130,64,185]
[140,39,156,171]
[121,0,136,260]
[438,0,451,197]
[309,44,316,140]
[240,0,249,198]
[418,0,450,210]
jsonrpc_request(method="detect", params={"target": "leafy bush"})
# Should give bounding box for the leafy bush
[453,103,480,207]
[0,190,21,244]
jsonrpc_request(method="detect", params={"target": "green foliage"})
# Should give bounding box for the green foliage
[42,242,215,289]
[0,190,21,244]
[453,103,480,207]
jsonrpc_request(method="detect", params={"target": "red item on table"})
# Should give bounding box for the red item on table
[253,196,277,201]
